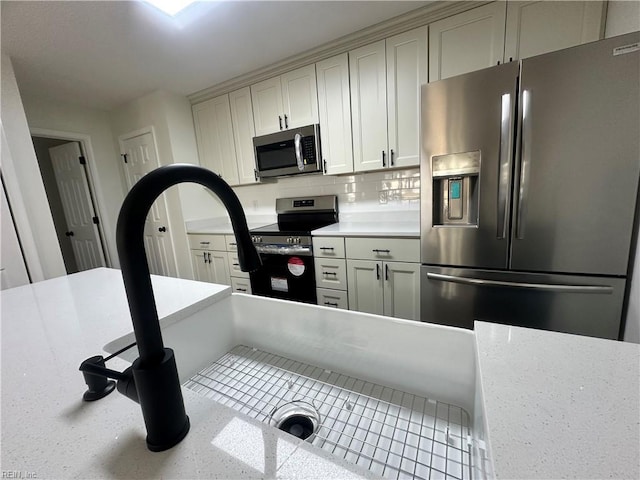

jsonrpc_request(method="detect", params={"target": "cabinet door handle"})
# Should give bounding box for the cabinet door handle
[324,302,339,307]
[158,226,167,233]
[65,231,74,237]
[279,116,283,130]
[323,159,327,174]
[385,264,389,281]
[382,150,386,167]
[376,263,380,280]
[203,252,208,264]
[207,252,212,263]
[372,249,390,254]
[254,169,258,181]
[390,149,394,166]
[284,114,289,129]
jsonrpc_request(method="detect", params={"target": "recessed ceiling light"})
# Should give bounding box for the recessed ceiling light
[144,0,198,17]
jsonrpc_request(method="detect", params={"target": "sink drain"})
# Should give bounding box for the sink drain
[269,401,320,441]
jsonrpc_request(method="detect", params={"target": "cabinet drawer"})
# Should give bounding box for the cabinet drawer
[231,277,252,294]
[314,258,347,290]
[227,252,249,278]
[313,236,346,258]
[225,234,238,252]
[345,237,420,262]
[188,234,226,251]
[317,288,348,310]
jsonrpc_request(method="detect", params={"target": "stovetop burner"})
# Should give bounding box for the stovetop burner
[250,195,338,237]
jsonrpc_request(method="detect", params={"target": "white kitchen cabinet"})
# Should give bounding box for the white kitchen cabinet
[190,249,230,285]
[231,277,252,294]
[382,261,421,320]
[346,259,384,315]
[429,2,507,81]
[429,1,605,82]
[251,65,319,136]
[350,40,389,172]
[386,26,428,169]
[317,288,349,310]
[504,1,604,61]
[316,53,354,175]
[228,87,259,185]
[346,259,420,320]
[350,26,428,173]
[192,95,240,185]
[188,233,233,286]
[345,236,420,320]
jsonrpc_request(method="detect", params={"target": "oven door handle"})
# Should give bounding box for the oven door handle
[254,245,312,256]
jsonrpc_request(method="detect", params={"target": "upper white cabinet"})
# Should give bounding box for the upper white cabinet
[504,1,605,61]
[386,26,428,169]
[228,87,259,184]
[350,26,428,173]
[251,64,319,136]
[350,40,388,172]
[316,53,354,175]
[429,2,507,82]
[429,1,605,82]
[193,95,240,185]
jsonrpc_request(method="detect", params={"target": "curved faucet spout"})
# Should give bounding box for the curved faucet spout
[114,163,261,451]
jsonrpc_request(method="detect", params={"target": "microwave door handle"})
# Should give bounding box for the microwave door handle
[294,133,304,171]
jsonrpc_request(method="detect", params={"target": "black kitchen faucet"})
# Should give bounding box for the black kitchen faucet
[79,164,261,452]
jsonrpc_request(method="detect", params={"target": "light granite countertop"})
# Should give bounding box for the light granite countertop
[1,269,638,479]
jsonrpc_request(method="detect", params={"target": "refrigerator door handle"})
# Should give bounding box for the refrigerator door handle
[516,89,532,239]
[497,93,513,239]
[426,272,613,294]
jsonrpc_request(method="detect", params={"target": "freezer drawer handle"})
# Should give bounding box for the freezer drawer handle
[426,273,613,294]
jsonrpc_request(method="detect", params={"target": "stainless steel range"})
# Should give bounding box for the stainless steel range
[250,195,338,304]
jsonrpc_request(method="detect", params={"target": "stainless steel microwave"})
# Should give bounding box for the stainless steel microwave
[253,124,322,179]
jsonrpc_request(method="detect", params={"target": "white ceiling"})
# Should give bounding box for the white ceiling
[1,0,431,111]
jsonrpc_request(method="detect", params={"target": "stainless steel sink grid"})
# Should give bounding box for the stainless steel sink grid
[185,345,473,480]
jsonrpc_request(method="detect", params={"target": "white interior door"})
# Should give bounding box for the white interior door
[120,132,177,277]
[1,180,30,289]
[48,142,106,271]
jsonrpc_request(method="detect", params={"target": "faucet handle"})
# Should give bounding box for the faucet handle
[79,356,116,401]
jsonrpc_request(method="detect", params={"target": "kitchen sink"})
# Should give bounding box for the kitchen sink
[104,292,485,479]
[185,344,472,480]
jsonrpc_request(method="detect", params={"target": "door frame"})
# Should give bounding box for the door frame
[30,128,112,268]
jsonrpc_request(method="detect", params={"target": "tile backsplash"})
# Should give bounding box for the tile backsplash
[234,167,420,215]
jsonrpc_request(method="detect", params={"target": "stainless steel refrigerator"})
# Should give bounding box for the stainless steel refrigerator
[420,32,640,339]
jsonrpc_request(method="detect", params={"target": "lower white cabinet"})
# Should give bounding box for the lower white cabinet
[346,259,420,321]
[317,288,348,310]
[191,249,231,285]
[231,277,253,294]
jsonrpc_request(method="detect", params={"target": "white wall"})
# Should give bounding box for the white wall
[605,1,640,343]
[0,54,66,281]
[109,90,200,280]
[22,95,125,268]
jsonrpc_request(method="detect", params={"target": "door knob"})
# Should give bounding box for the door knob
[158,226,167,233]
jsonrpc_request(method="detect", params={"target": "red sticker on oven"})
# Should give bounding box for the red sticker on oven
[287,257,305,276]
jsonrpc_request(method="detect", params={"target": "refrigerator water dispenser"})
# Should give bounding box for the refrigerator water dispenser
[432,151,480,226]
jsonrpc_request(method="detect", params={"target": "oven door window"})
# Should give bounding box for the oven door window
[250,254,316,304]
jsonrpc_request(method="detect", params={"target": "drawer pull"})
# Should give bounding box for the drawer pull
[233,263,240,267]
[229,242,237,246]
[372,249,391,254]
[236,288,247,292]
[319,247,335,251]
[200,241,210,245]
[322,271,337,276]
[324,302,339,307]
